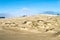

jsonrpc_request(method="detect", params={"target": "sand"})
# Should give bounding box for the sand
[0,14,60,40]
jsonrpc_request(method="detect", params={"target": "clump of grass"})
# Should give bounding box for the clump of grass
[45,28,53,32]
[55,31,60,35]
[22,21,27,24]
[53,31,60,37]
[31,21,39,30]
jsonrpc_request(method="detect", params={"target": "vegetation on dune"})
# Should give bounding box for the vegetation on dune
[0,14,60,34]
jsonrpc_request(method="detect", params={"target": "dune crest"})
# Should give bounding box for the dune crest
[0,14,60,34]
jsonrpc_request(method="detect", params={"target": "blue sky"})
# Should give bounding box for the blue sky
[0,0,60,17]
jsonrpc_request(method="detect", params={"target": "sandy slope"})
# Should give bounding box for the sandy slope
[0,14,60,40]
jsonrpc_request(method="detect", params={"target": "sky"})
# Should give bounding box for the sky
[0,0,60,17]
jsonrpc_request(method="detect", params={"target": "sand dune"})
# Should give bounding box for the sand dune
[0,14,60,40]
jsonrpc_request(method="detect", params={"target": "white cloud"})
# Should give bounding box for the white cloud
[21,7,29,11]
[20,7,32,15]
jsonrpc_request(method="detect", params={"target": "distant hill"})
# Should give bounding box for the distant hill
[44,11,60,15]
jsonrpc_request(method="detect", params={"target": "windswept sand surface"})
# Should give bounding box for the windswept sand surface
[0,14,60,40]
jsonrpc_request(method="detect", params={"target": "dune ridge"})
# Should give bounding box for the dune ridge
[0,14,60,34]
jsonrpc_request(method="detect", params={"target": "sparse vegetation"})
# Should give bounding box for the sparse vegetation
[0,14,60,33]
[31,21,39,29]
